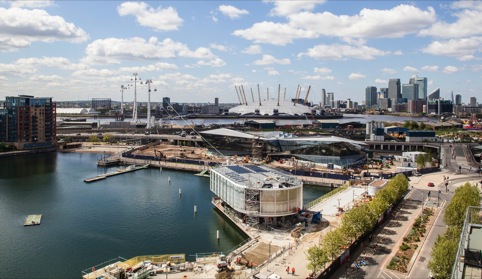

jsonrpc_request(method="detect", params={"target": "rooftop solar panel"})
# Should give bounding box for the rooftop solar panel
[226,165,252,174]
[244,165,267,173]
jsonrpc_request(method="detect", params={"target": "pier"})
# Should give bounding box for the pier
[24,214,42,226]
[84,164,149,183]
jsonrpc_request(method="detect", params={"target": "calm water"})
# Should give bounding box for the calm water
[0,152,330,278]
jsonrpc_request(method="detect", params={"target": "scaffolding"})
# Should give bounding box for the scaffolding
[251,137,263,160]
[245,188,260,227]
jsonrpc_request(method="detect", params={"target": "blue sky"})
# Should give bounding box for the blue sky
[0,0,481,105]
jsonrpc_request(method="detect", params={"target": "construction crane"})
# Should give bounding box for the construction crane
[304,85,311,105]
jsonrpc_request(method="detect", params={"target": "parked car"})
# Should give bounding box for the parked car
[428,182,435,187]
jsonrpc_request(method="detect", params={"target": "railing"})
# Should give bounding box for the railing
[81,256,127,276]
[304,184,349,210]
[123,254,185,267]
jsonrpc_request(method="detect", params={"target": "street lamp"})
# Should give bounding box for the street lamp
[143,79,156,129]
[131,73,141,123]
[421,192,424,223]
[267,241,272,272]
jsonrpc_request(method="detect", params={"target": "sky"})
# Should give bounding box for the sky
[0,0,481,105]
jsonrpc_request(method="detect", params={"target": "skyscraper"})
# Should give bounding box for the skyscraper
[455,94,462,105]
[365,86,377,108]
[402,83,419,101]
[0,95,56,150]
[470,97,477,107]
[321,89,326,107]
[388,79,401,105]
[326,92,334,108]
[409,76,427,100]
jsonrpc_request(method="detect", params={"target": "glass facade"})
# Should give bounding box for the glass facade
[210,165,303,218]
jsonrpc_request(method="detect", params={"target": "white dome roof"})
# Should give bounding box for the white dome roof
[229,99,312,115]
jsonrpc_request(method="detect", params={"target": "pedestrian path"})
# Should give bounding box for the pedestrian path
[331,195,424,279]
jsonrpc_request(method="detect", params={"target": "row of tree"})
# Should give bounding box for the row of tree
[0,142,16,152]
[428,183,481,279]
[306,174,409,275]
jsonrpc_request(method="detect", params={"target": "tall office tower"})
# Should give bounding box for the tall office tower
[365,86,378,108]
[321,89,326,107]
[388,79,401,105]
[0,95,56,150]
[320,88,326,108]
[162,97,171,113]
[455,94,462,105]
[402,83,419,101]
[470,97,477,107]
[409,76,427,100]
[326,92,334,108]
[346,98,353,109]
[380,88,388,98]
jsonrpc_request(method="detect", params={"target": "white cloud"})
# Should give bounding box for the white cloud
[9,0,53,8]
[421,65,438,72]
[16,57,84,70]
[349,73,365,80]
[422,37,482,61]
[375,79,387,84]
[242,45,262,54]
[118,2,183,31]
[265,0,325,17]
[196,57,226,67]
[83,37,216,64]
[314,67,332,74]
[235,5,435,45]
[233,21,316,46]
[419,2,482,38]
[29,74,62,82]
[0,7,88,51]
[210,10,218,23]
[302,75,335,80]
[382,68,396,74]
[210,43,227,52]
[119,62,178,73]
[267,69,279,76]
[254,54,290,65]
[443,66,460,74]
[289,5,435,39]
[299,44,389,60]
[0,61,37,75]
[403,66,418,72]
[218,5,248,19]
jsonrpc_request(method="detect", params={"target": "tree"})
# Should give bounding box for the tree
[444,183,480,227]
[416,154,426,170]
[306,245,329,276]
[321,229,345,261]
[428,231,459,279]
[88,135,100,142]
[419,122,426,130]
[103,133,114,143]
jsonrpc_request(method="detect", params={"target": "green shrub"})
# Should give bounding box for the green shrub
[400,243,410,251]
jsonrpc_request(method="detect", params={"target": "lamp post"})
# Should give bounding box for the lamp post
[144,79,156,129]
[267,241,272,272]
[421,192,424,223]
[131,73,141,122]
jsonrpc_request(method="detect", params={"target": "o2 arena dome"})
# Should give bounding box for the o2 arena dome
[229,99,313,116]
[229,85,315,116]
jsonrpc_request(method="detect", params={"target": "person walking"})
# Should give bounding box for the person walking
[292,267,295,275]
[286,266,290,274]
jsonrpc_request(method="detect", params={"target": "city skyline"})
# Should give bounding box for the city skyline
[0,1,481,104]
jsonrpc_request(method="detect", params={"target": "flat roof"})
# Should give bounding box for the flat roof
[212,164,301,189]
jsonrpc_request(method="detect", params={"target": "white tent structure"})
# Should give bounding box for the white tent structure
[56,108,98,114]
